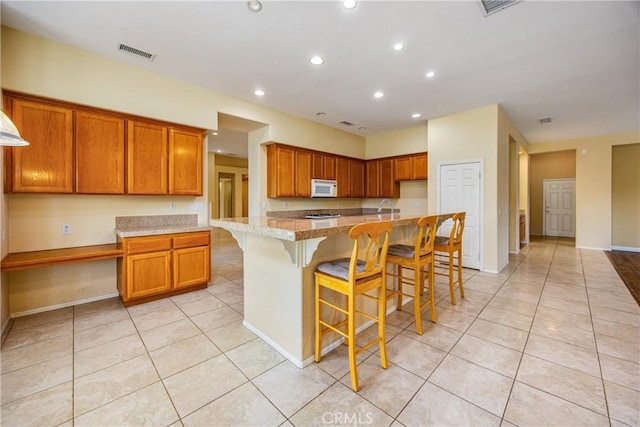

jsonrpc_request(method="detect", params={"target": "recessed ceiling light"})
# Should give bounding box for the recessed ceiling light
[316,112,326,117]
[392,43,404,51]
[373,91,384,98]
[411,113,421,118]
[247,1,262,12]
[425,71,436,78]
[343,0,357,10]
[310,56,324,66]
[254,89,265,96]
[212,131,218,136]
[216,149,223,153]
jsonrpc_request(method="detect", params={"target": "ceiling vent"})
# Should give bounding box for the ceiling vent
[538,117,552,124]
[479,0,522,16]
[118,43,156,61]
[339,121,355,126]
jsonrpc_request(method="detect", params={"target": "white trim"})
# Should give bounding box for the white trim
[10,292,120,318]
[437,158,484,270]
[576,245,609,251]
[610,246,640,253]
[1,316,13,338]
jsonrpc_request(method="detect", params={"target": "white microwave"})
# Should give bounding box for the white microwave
[311,179,338,198]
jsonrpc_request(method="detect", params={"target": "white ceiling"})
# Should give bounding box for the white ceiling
[2,1,639,159]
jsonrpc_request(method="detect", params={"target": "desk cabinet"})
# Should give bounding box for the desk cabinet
[118,231,211,306]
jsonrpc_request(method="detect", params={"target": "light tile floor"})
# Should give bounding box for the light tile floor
[2,230,639,426]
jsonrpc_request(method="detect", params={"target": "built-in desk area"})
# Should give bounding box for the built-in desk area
[210,211,453,367]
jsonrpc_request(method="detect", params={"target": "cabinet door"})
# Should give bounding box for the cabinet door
[173,245,211,289]
[312,153,324,179]
[412,153,428,180]
[365,160,380,198]
[75,110,125,194]
[351,160,365,198]
[169,128,203,195]
[324,155,337,180]
[126,251,172,299]
[127,120,168,194]
[336,157,351,198]
[267,144,295,197]
[295,150,312,197]
[394,157,413,181]
[379,158,399,197]
[11,99,74,193]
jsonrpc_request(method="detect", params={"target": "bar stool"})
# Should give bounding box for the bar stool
[314,221,393,392]
[386,215,438,335]
[433,212,466,305]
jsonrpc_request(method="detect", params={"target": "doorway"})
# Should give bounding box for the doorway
[218,173,235,218]
[543,178,575,237]
[438,160,482,269]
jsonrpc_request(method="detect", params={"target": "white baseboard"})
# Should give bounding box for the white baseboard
[10,292,120,319]
[611,246,640,253]
[576,245,609,251]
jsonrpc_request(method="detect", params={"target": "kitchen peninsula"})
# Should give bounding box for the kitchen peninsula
[210,211,451,367]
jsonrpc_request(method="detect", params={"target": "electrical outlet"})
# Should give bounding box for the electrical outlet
[283,202,288,208]
[169,203,176,211]
[62,224,71,235]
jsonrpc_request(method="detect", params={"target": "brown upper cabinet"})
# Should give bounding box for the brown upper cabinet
[267,143,296,197]
[351,159,365,198]
[127,120,168,195]
[295,149,312,197]
[76,110,125,194]
[169,128,203,195]
[394,152,428,181]
[312,153,337,180]
[3,92,204,196]
[366,158,400,198]
[335,157,351,198]
[6,97,74,193]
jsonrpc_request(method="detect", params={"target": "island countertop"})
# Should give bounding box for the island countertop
[210,212,445,241]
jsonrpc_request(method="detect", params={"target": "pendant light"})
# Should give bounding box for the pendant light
[0,111,29,146]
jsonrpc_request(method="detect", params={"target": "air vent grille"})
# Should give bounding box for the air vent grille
[118,43,156,61]
[538,117,552,124]
[479,0,521,16]
[339,121,354,126]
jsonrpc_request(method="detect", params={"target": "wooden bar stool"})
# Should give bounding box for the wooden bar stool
[314,221,393,392]
[386,215,438,335]
[433,212,466,305]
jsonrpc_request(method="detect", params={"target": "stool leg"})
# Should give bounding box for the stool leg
[449,251,457,305]
[347,293,359,392]
[428,258,437,322]
[396,264,403,310]
[457,248,465,298]
[414,267,423,335]
[378,283,388,369]
[315,281,322,362]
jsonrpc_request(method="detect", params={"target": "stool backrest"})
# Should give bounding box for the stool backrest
[415,215,439,258]
[449,212,466,246]
[348,221,393,281]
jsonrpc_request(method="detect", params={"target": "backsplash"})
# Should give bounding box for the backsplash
[115,214,198,229]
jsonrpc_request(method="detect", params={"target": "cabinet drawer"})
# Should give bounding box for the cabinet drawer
[173,232,210,249]
[127,236,172,255]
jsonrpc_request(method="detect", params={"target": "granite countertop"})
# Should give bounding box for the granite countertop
[210,212,450,242]
[116,214,212,238]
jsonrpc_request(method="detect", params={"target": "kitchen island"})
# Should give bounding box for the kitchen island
[211,212,452,367]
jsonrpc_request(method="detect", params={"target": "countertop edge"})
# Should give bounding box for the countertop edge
[116,225,212,238]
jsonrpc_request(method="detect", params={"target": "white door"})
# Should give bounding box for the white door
[438,161,481,269]
[544,179,575,237]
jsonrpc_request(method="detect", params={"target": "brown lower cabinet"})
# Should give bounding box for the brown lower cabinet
[117,230,211,306]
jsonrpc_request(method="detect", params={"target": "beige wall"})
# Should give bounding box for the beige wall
[612,143,640,249]
[529,150,577,236]
[427,105,500,271]
[1,26,366,315]
[528,132,640,250]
